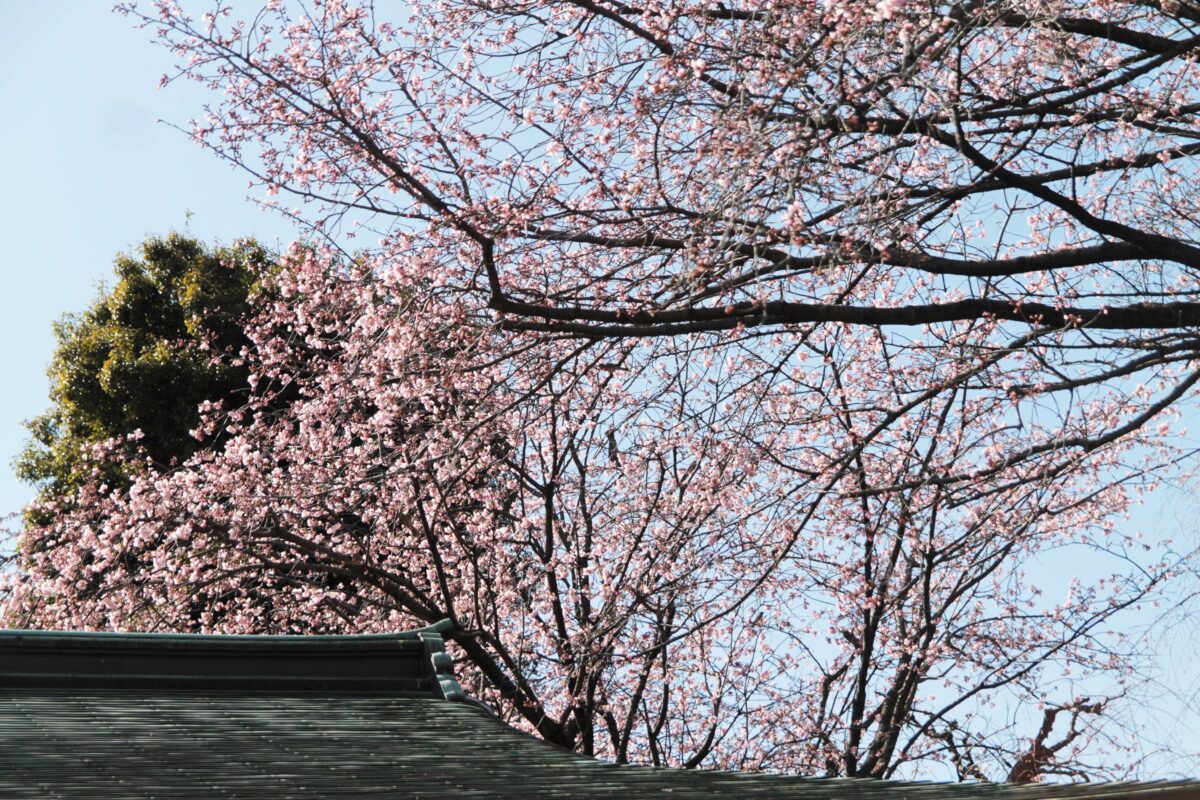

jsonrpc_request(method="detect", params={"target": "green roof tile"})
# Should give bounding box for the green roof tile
[1,625,1195,799]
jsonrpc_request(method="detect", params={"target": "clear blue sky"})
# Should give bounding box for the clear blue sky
[0,2,1196,777]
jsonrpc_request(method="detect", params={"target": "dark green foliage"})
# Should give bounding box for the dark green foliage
[15,233,272,513]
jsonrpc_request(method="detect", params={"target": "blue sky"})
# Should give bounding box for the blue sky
[0,2,1196,776]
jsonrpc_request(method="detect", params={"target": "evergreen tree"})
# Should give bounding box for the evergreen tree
[15,233,271,517]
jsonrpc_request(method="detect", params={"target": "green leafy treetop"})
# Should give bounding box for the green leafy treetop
[15,233,272,521]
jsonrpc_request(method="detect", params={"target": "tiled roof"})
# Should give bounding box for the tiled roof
[1,625,1196,800]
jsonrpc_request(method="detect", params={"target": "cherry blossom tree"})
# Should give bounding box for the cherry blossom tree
[113,0,1200,538]
[6,0,1199,780]
[4,245,1176,779]
[130,0,1200,360]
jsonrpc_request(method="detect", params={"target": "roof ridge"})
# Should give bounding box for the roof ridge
[0,617,456,644]
[0,619,465,696]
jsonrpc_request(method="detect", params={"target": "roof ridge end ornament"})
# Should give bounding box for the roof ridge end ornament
[416,619,467,702]
[410,618,457,636]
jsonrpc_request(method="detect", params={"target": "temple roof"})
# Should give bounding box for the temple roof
[2,624,1197,799]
